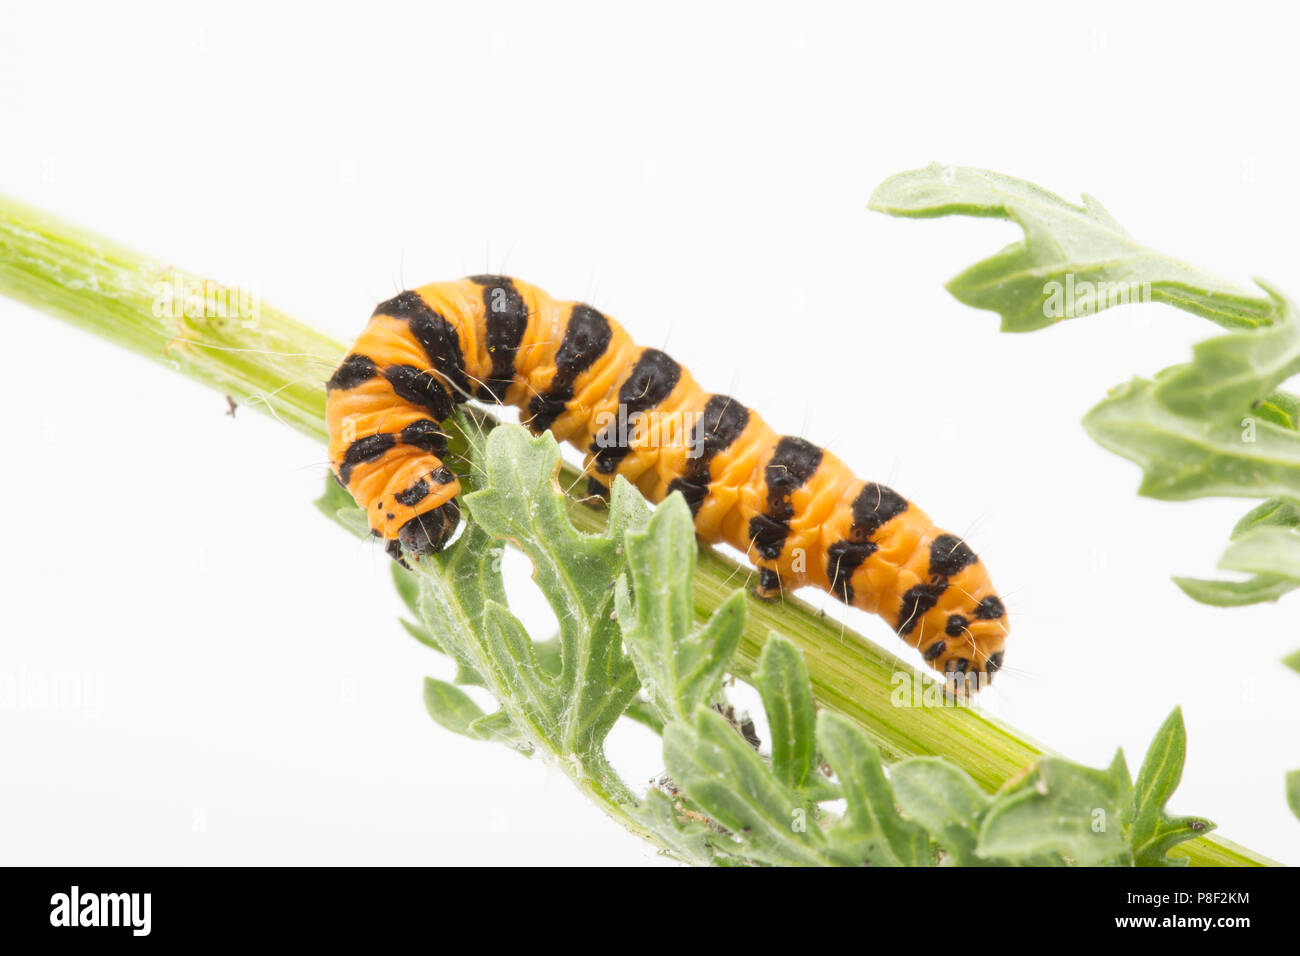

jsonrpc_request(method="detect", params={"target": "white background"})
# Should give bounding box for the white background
[2,1,1298,866]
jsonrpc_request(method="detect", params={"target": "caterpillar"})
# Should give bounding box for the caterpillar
[326,276,1008,691]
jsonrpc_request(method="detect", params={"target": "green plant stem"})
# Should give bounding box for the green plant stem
[0,194,340,441]
[0,193,1271,867]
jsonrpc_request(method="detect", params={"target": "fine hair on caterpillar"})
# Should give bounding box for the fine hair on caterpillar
[325,276,1008,691]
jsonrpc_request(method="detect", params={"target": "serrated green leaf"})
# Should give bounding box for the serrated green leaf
[817,711,932,867]
[869,163,1273,333]
[872,165,1300,608]
[978,755,1131,865]
[617,494,746,721]
[756,635,817,793]
[411,522,511,689]
[1084,376,1300,502]
[479,600,561,747]
[1128,709,1201,866]
[1154,286,1300,422]
[664,706,828,866]
[421,679,529,750]
[463,427,648,757]
[891,757,992,866]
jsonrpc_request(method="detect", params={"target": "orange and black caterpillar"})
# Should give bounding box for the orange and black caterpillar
[326,277,1008,690]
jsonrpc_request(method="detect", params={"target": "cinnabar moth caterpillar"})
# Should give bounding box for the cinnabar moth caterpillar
[326,277,1008,690]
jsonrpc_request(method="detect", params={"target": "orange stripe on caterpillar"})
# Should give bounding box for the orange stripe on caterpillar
[325,276,1008,690]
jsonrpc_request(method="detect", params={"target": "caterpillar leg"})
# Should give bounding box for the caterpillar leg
[752,565,782,602]
[583,476,610,504]
[385,539,410,569]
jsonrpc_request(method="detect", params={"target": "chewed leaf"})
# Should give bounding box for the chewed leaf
[463,426,648,757]
[869,164,1274,332]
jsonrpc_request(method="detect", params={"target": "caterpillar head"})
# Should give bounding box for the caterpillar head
[395,497,462,556]
[921,594,1008,695]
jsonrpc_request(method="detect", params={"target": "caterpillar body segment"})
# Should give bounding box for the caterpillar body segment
[326,276,1008,690]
